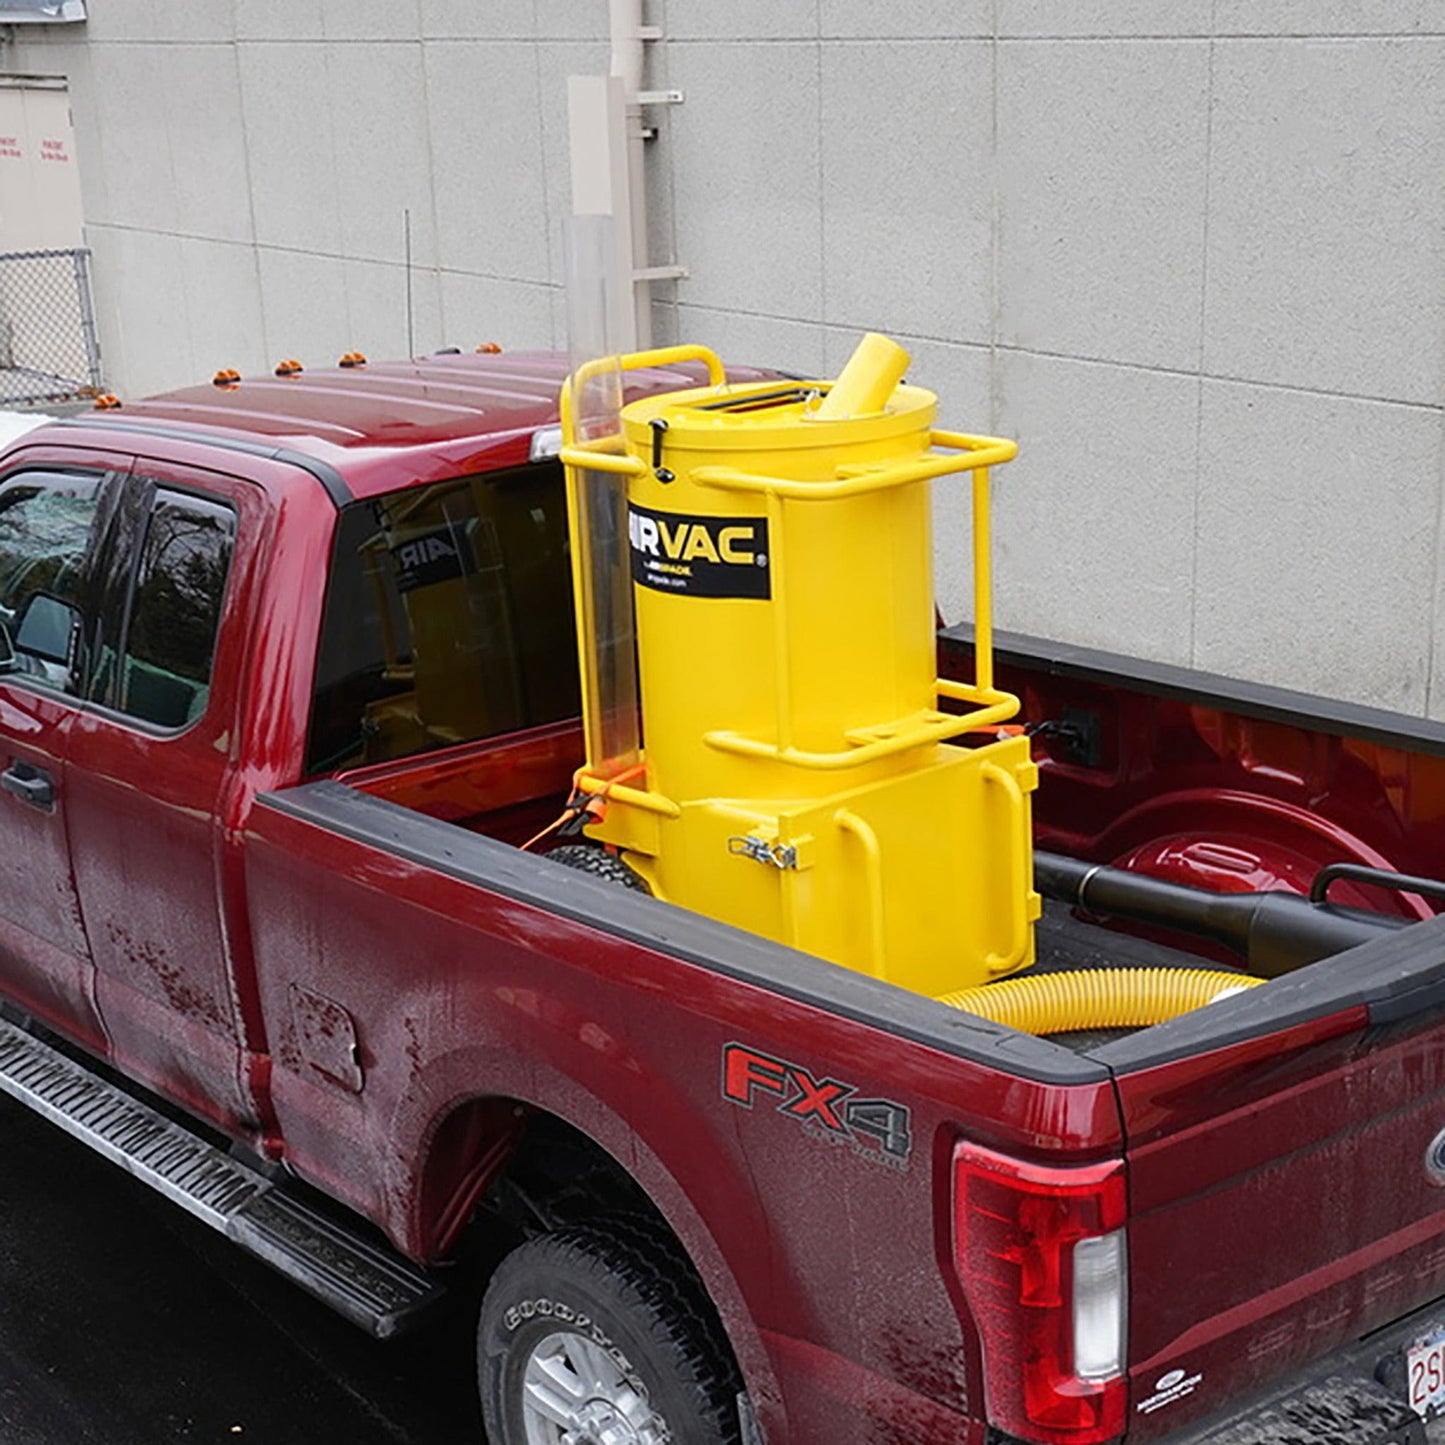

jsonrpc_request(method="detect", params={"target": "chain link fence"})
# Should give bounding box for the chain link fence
[0,248,103,407]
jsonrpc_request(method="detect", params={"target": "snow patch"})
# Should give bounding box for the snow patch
[0,411,53,450]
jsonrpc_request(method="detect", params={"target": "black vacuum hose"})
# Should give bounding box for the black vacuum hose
[1034,851,1406,977]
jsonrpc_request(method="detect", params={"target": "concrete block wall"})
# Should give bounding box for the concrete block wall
[9,3,1445,715]
[648,4,1445,717]
[8,2,604,397]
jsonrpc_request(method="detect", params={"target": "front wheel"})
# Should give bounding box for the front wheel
[477,1219,741,1445]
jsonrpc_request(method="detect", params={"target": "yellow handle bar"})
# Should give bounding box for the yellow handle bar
[560,344,727,447]
[557,445,646,477]
[980,761,1031,974]
[690,428,1017,501]
[704,694,1019,772]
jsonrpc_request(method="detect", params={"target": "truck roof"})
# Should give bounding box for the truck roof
[52,351,775,502]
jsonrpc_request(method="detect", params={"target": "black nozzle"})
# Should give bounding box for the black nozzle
[1035,851,1407,977]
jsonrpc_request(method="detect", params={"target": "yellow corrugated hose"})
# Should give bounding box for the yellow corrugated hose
[936,968,1264,1035]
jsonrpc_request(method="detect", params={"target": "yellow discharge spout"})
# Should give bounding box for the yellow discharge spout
[812,331,911,419]
[937,968,1264,1036]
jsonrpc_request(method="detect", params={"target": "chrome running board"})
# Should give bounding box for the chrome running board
[0,1016,444,1338]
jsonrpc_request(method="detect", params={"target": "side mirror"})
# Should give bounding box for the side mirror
[13,592,80,666]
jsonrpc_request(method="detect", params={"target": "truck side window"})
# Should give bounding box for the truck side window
[96,490,236,731]
[0,470,102,695]
[307,465,580,774]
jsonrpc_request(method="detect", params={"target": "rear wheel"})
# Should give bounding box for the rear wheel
[477,1220,741,1445]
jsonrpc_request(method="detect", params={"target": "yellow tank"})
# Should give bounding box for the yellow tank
[559,336,1040,997]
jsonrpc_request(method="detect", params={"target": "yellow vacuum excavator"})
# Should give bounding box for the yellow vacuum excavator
[556,335,1260,1031]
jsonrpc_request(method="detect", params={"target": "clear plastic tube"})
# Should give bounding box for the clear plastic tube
[562,216,640,773]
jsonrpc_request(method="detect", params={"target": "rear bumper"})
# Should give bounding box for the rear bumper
[989,1294,1445,1445]
[1144,1294,1443,1444]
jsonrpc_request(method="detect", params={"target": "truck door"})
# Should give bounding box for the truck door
[0,459,114,1052]
[63,460,267,1136]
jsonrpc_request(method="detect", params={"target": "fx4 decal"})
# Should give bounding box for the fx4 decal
[721,1043,914,1170]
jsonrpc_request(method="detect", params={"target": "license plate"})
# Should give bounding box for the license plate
[1407,1328,1445,1418]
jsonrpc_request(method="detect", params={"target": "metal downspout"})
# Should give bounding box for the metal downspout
[609,0,652,348]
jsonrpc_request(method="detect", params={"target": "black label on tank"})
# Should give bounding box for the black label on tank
[628,504,771,599]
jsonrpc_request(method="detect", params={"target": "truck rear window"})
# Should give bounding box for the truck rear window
[306,465,579,774]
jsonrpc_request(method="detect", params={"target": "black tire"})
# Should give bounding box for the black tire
[546,843,650,893]
[477,1219,741,1445]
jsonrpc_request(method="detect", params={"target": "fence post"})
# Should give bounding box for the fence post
[71,248,103,391]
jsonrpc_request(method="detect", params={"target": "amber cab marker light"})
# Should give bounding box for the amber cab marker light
[93,393,122,409]
[338,351,367,368]
[476,341,502,354]
[274,359,304,377]
[212,368,241,388]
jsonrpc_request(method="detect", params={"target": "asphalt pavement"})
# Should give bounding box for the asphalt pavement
[0,1094,485,1444]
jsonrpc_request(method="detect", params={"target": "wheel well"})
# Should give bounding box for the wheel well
[419,1100,692,1258]
[421,1101,754,1428]
[483,1110,664,1237]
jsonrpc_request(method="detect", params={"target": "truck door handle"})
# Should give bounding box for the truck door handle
[1,761,54,811]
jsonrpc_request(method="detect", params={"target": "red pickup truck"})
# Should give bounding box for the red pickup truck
[1,351,1443,1445]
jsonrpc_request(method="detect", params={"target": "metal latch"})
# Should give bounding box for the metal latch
[650,417,674,482]
[728,835,798,870]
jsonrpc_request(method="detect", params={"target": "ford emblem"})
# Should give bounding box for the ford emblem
[1425,1126,1445,1186]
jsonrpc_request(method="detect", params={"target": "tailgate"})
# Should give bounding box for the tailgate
[1093,915,1445,1440]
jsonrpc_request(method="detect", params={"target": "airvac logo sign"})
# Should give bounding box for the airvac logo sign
[629,503,770,600]
[391,528,470,593]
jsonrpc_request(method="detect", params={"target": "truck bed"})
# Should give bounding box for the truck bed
[248,631,1445,1442]
[330,717,1241,1054]
[246,766,1118,1442]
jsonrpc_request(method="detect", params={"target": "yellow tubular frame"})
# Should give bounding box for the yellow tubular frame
[694,428,1021,767]
[559,344,726,476]
[559,345,727,785]
[559,354,1019,793]
[980,761,1030,972]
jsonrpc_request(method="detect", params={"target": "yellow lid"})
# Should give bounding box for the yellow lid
[621,377,936,455]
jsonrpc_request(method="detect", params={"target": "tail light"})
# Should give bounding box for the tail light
[953,1139,1128,1444]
